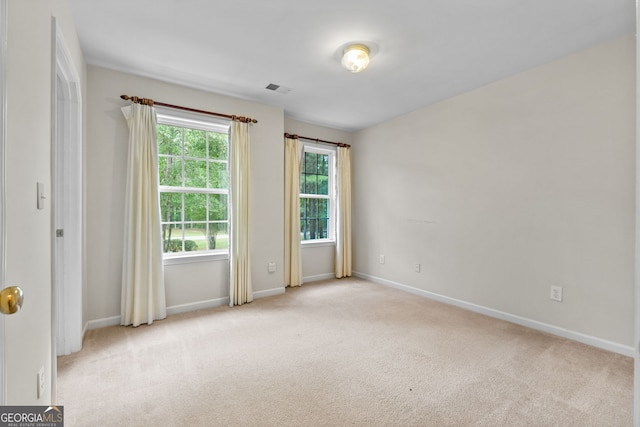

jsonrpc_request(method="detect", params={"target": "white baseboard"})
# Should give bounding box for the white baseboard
[167,296,229,316]
[304,273,336,283]
[85,315,120,330]
[354,271,634,358]
[85,287,286,331]
[253,286,286,299]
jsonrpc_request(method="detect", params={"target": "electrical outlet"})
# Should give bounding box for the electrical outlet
[379,255,385,264]
[267,262,276,273]
[414,263,421,273]
[550,285,563,302]
[37,366,45,399]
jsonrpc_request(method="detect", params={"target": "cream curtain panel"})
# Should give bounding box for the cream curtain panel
[335,146,352,278]
[229,121,253,306]
[120,103,167,327]
[284,136,303,287]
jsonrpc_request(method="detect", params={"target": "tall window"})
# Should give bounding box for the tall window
[157,110,230,256]
[300,145,335,241]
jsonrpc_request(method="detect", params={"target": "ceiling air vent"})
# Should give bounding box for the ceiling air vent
[265,83,291,94]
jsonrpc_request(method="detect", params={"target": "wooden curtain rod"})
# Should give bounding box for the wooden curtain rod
[284,133,350,148]
[120,95,258,124]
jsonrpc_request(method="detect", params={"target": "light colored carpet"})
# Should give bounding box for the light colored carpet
[57,278,633,426]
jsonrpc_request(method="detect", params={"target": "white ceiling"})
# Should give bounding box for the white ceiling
[69,0,635,131]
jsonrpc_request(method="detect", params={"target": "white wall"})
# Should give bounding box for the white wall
[284,118,353,281]
[5,0,86,404]
[86,66,285,323]
[352,35,635,348]
[84,27,634,355]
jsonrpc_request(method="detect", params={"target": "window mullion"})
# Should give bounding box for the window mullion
[300,194,329,199]
[181,128,186,252]
[160,186,227,194]
[206,132,210,251]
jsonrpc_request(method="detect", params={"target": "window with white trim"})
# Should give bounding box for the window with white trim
[300,144,335,242]
[156,110,230,257]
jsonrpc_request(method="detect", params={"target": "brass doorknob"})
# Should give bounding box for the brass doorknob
[0,286,23,315]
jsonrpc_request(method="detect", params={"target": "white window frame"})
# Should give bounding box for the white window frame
[156,107,230,263]
[300,143,336,245]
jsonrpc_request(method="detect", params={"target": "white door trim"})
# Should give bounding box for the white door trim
[51,16,83,375]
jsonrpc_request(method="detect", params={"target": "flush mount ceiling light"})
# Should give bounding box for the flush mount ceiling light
[341,44,370,73]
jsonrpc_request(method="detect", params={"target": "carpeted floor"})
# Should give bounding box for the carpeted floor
[57,278,633,426]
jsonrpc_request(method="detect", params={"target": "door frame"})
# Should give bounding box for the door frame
[50,17,83,401]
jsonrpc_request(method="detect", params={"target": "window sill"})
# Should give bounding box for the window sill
[163,251,229,265]
[301,240,336,248]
